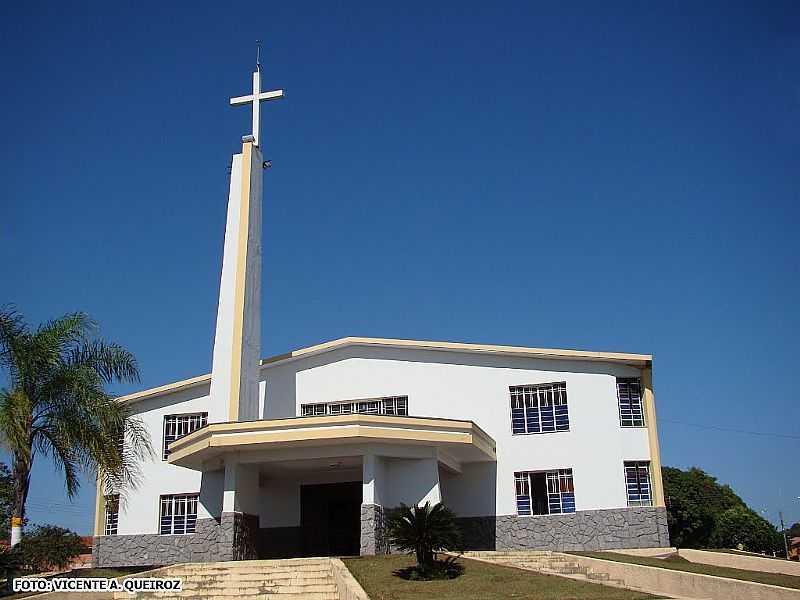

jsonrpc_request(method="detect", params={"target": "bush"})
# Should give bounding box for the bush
[13,525,87,573]
[711,507,784,554]
[386,501,461,578]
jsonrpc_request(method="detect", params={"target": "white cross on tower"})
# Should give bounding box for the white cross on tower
[230,50,284,148]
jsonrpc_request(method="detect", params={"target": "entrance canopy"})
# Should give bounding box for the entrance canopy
[167,414,496,471]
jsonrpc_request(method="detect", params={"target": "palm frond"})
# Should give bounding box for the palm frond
[68,340,139,385]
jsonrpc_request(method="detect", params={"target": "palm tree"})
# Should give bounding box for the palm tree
[386,501,461,567]
[0,307,151,545]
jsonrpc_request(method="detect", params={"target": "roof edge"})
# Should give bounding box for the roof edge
[118,336,652,405]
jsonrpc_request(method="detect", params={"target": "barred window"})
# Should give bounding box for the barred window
[163,413,207,460]
[617,378,645,427]
[300,396,408,417]
[160,494,198,535]
[624,461,652,507]
[382,396,408,415]
[301,403,327,417]
[510,383,569,434]
[515,469,575,516]
[104,494,119,536]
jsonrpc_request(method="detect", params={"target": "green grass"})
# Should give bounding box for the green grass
[343,555,657,600]
[571,552,800,590]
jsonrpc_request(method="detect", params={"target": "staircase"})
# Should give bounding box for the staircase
[123,558,340,600]
[462,550,628,588]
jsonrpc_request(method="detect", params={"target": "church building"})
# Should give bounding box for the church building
[93,61,669,567]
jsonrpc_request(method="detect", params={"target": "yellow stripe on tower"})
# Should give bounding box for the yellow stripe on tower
[228,141,254,421]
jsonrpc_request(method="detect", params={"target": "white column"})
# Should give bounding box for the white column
[223,457,240,513]
[362,453,384,506]
[209,141,263,423]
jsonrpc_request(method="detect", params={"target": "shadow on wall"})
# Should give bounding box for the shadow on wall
[440,462,498,551]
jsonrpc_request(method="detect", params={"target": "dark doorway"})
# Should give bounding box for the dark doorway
[300,481,361,556]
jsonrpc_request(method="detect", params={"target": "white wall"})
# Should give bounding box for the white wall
[264,346,651,517]
[118,383,223,535]
[116,345,653,534]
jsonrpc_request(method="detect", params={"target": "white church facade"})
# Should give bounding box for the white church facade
[92,61,669,566]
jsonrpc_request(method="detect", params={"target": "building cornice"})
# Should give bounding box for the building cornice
[117,336,652,405]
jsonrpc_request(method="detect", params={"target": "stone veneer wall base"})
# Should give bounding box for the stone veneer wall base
[359,503,388,556]
[93,512,259,568]
[457,507,669,552]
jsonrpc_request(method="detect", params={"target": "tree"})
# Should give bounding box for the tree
[386,502,461,568]
[663,466,748,548]
[0,463,15,540]
[663,466,782,552]
[711,506,784,553]
[0,307,151,545]
[13,525,87,572]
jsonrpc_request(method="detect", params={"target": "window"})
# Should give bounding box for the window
[163,413,208,460]
[382,396,408,415]
[104,494,119,535]
[515,469,575,516]
[160,494,199,535]
[300,396,409,417]
[301,403,327,417]
[617,378,645,427]
[510,383,569,434]
[624,461,652,506]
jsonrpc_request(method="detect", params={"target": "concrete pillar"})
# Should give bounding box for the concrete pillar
[361,453,388,555]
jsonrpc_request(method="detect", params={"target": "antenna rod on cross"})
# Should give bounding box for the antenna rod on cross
[256,40,262,71]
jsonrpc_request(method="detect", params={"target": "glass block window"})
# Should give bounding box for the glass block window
[163,413,207,460]
[300,396,408,417]
[617,378,645,427]
[515,469,576,516]
[510,383,569,434]
[104,494,119,536]
[160,494,199,535]
[624,461,652,506]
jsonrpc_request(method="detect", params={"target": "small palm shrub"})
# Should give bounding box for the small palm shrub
[386,502,462,579]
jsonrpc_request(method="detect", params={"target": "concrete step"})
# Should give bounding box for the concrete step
[174,572,334,582]
[138,592,339,600]
[165,586,338,596]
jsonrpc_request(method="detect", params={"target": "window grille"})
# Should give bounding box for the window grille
[617,378,645,427]
[300,396,408,417]
[301,403,327,417]
[510,383,569,434]
[515,469,576,515]
[163,413,207,460]
[104,494,119,535]
[624,461,652,506]
[159,494,199,535]
[382,396,408,415]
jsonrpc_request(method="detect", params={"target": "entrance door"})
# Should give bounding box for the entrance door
[300,481,361,556]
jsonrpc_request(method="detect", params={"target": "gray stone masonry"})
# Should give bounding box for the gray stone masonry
[93,512,259,567]
[457,507,670,552]
[359,503,389,556]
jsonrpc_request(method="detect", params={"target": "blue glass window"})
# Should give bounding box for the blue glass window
[624,461,652,506]
[617,378,645,427]
[510,383,569,434]
[515,469,576,516]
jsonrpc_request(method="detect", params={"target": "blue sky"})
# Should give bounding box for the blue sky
[1,1,798,534]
